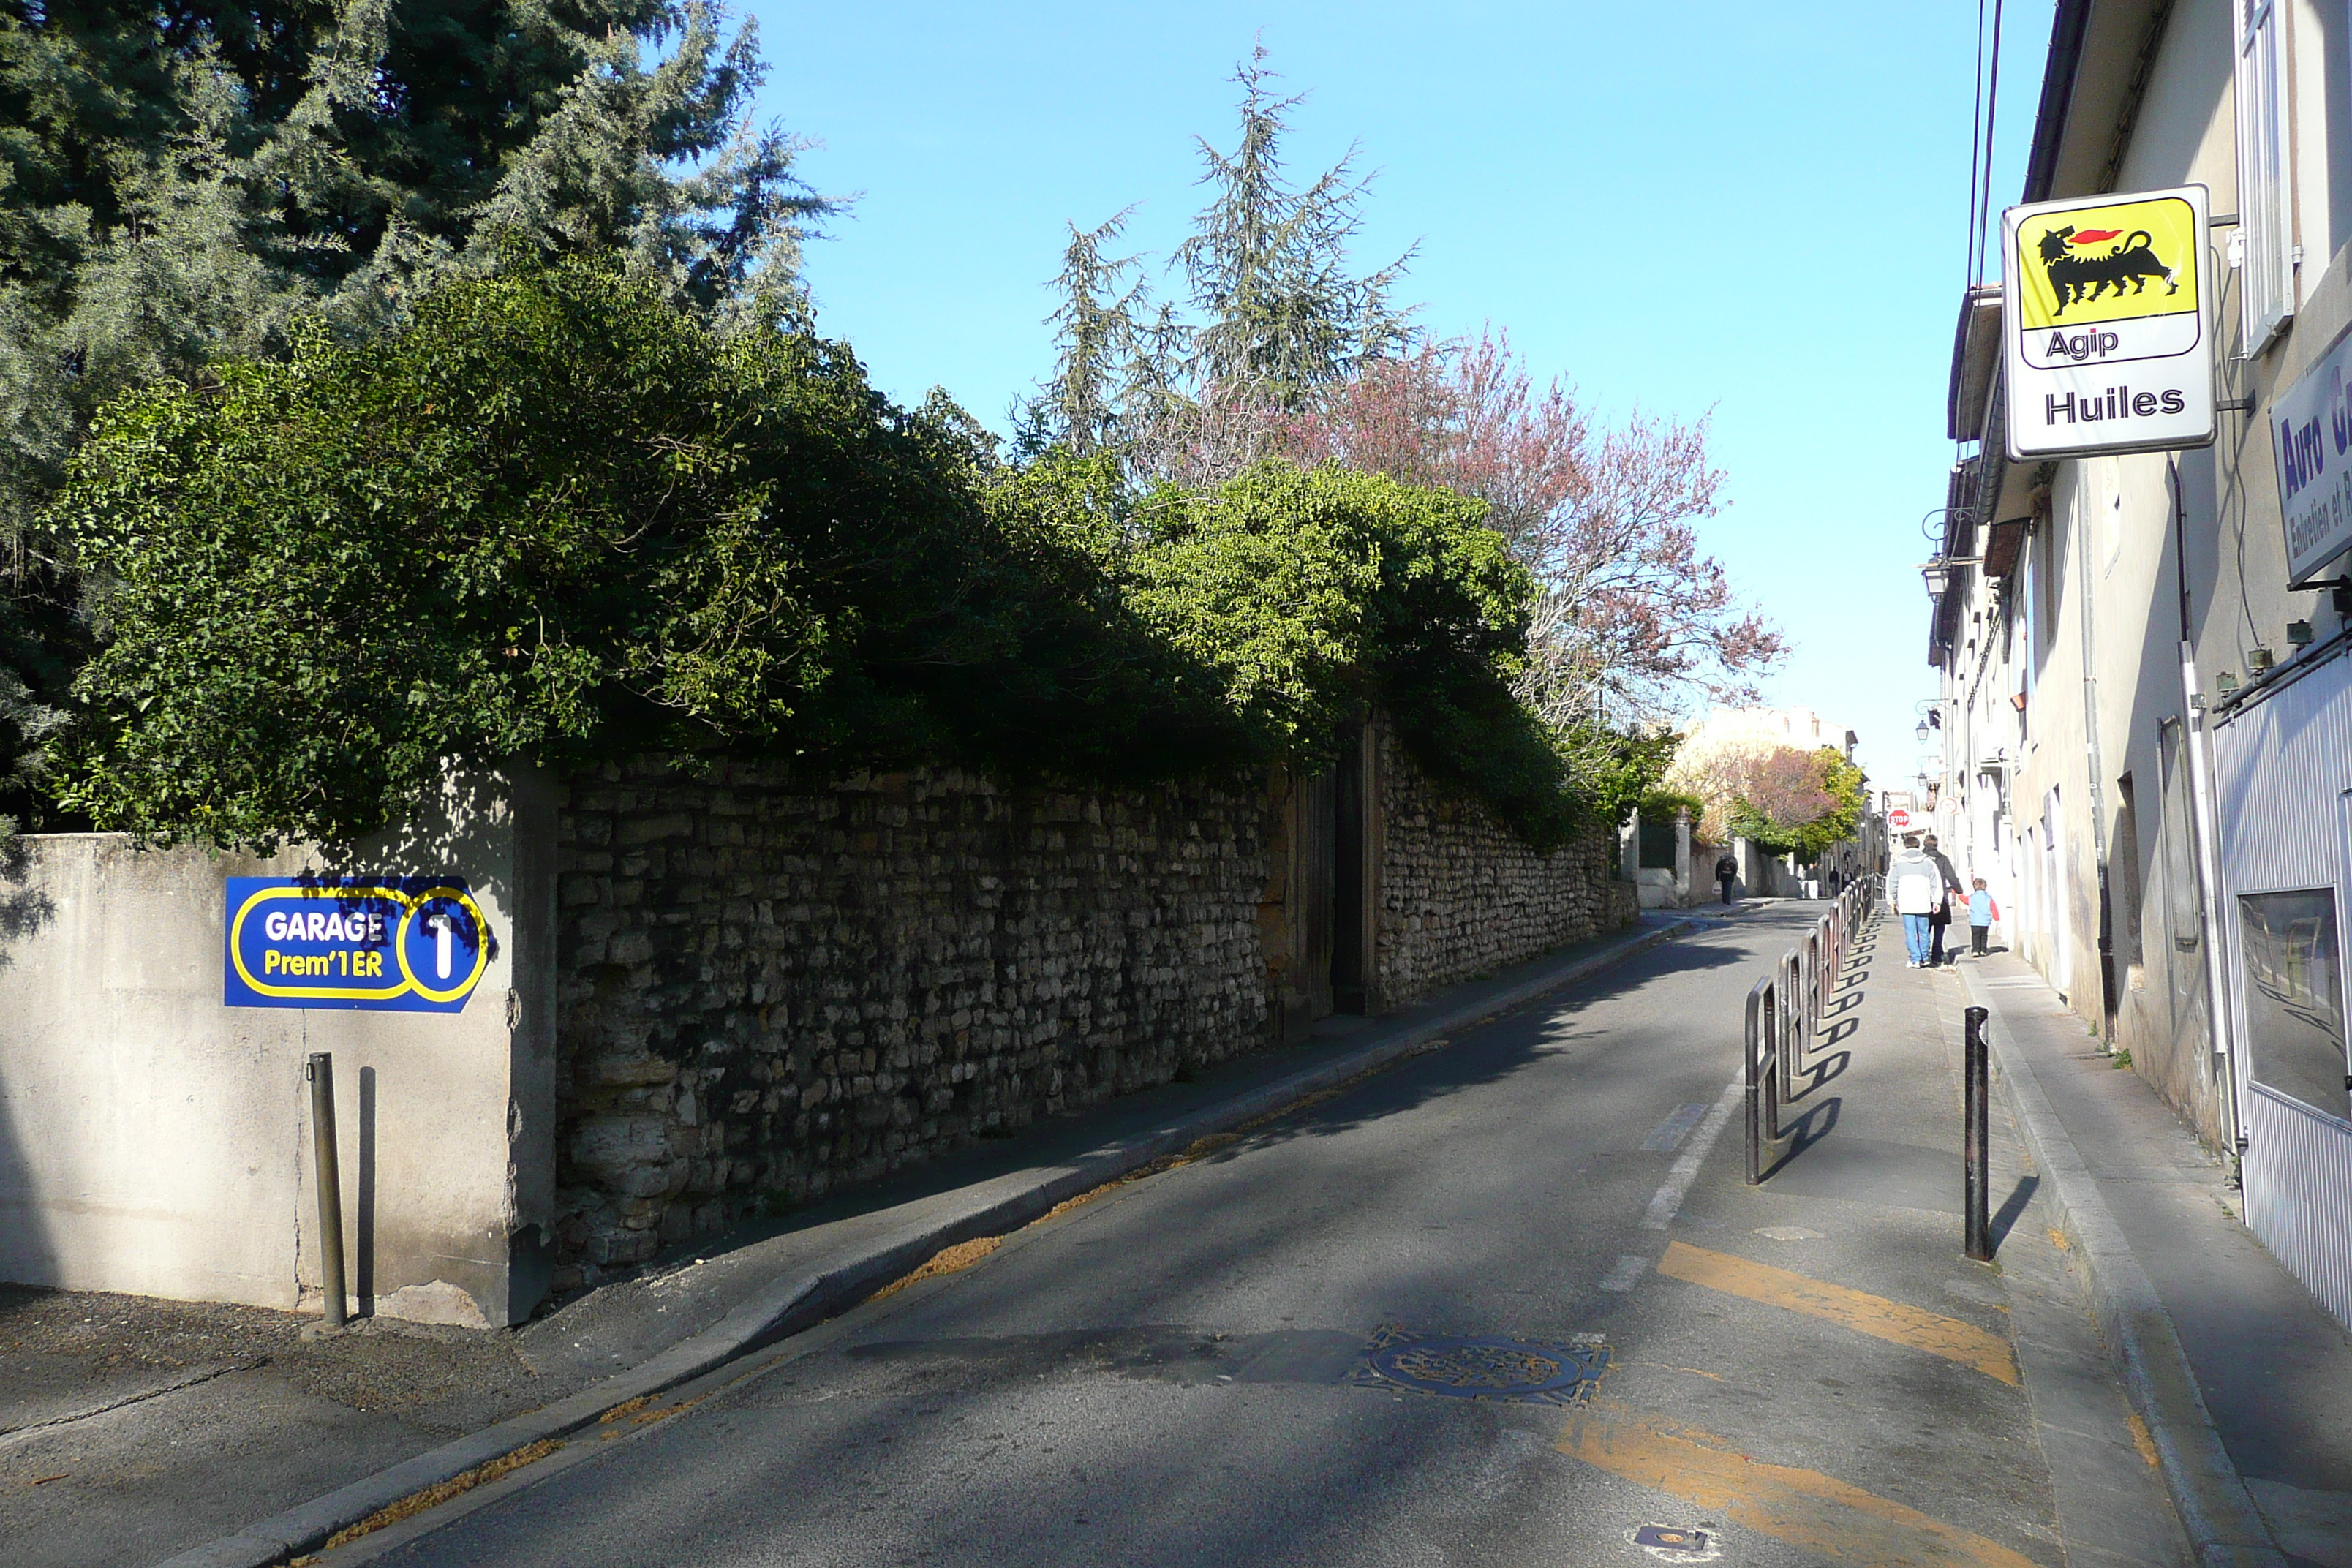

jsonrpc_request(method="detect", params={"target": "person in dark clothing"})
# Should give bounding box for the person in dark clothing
[1922,834,1966,966]
[1715,851,1738,904]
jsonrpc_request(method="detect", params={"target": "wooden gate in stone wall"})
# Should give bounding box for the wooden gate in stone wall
[1264,720,1382,1039]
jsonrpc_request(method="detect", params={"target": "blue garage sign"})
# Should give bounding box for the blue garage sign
[224,878,492,1012]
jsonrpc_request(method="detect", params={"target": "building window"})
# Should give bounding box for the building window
[2238,889,2351,1120]
[2234,0,2293,353]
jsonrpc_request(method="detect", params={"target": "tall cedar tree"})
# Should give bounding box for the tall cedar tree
[0,0,823,826]
[1029,45,1412,486]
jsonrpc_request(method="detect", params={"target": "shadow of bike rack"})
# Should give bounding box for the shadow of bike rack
[1746,877,1879,1186]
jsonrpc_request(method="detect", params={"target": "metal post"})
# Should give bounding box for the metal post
[1778,952,1798,1093]
[1745,979,1765,1186]
[306,1052,348,1327]
[1964,1007,1991,1262]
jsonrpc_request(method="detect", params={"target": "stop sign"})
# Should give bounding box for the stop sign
[1887,807,1913,831]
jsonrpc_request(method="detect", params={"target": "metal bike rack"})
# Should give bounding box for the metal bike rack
[1746,878,1878,1186]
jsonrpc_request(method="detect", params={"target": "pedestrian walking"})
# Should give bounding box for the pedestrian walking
[1923,834,1965,967]
[1888,835,1941,968]
[1715,851,1738,905]
[1967,878,1997,955]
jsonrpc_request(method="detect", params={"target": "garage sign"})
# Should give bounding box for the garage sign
[225,878,491,1011]
[2003,185,2212,460]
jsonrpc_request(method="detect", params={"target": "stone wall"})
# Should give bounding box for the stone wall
[551,738,1639,1285]
[551,761,1270,1284]
[1372,728,1640,1009]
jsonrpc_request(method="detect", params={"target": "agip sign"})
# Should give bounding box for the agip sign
[2002,186,2214,460]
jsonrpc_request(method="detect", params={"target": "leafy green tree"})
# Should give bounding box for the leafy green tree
[1127,463,1652,844]
[0,0,824,824]
[1720,745,1866,859]
[53,256,1621,850]
[53,259,1093,848]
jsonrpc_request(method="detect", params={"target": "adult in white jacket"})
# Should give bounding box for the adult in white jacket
[1886,837,1943,968]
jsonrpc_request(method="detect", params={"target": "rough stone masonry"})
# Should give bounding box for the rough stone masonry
[551,744,1634,1286]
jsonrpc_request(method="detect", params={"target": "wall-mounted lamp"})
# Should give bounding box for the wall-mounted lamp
[2287,619,2314,647]
[2248,647,2276,674]
[2217,671,2241,693]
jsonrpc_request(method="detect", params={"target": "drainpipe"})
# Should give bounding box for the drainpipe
[2171,454,2242,1155]
[2182,649,2244,1153]
[2075,489,2117,1043]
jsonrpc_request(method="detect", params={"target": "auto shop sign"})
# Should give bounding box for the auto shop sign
[2003,185,2213,460]
[224,877,491,1012]
[2271,325,2352,587]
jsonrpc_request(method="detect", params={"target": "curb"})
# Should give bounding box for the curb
[158,915,1703,1568]
[1957,965,2286,1568]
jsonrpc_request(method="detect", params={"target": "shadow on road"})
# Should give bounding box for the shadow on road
[1989,1174,2039,1255]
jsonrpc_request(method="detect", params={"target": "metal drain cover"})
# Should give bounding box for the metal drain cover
[1629,1523,1719,1561]
[1351,1324,1608,1404]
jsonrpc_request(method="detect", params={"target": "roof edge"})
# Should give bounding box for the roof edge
[2021,0,2096,204]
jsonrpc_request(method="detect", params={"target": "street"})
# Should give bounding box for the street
[332,908,2166,1568]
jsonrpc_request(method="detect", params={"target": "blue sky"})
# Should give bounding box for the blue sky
[741,1,2052,789]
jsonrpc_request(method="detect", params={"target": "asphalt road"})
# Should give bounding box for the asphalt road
[338,908,2118,1568]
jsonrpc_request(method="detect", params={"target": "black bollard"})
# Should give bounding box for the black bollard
[1964,1006,1990,1262]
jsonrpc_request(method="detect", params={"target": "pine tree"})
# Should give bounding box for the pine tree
[1026,44,1414,486]
[1172,45,1413,411]
[1023,211,1142,456]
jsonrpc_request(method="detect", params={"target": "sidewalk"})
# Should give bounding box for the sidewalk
[0,912,1701,1568]
[1661,909,2193,1568]
[1952,948,2352,1568]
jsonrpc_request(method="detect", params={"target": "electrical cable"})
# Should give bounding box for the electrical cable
[1975,0,2006,290]
[1964,0,1989,295]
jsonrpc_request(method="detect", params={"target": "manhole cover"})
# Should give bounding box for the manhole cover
[1350,1324,1607,1404]
[1629,1523,1719,1561]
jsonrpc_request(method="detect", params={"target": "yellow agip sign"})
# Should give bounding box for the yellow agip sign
[2002,186,2212,459]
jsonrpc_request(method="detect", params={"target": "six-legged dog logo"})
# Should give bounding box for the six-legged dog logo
[2035,225,2179,316]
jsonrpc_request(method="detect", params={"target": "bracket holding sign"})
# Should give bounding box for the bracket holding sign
[225,877,492,1012]
[2002,184,2214,461]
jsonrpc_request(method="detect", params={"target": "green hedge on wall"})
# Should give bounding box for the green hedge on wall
[50,256,1654,851]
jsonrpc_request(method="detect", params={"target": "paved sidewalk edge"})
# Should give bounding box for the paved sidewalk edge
[156,916,1702,1568]
[1956,963,2285,1568]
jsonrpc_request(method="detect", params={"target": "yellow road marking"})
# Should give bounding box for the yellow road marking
[1555,1403,2040,1568]
[1656,1240,2019,1385]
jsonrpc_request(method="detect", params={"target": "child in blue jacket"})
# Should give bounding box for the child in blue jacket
[1968,878,1997,956]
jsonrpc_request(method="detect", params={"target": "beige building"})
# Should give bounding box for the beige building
[1930,0,2352,1327]
[1681,704,1859,761]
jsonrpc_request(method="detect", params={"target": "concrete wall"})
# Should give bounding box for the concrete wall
[0,770,557,1326]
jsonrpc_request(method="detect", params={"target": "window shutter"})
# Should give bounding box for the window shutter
[2235,0,2293,353]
